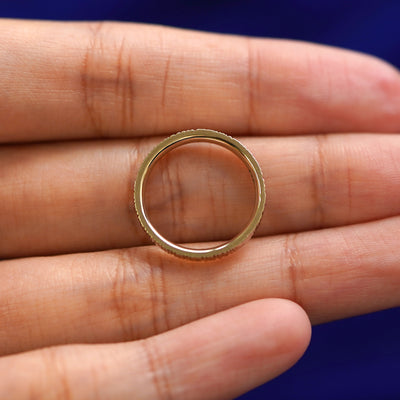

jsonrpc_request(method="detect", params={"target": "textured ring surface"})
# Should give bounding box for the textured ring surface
[134,129,266,260]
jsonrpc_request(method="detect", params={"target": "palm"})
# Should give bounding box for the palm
[1,20,399,399]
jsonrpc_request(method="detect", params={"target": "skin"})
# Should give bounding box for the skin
[0,19,400,399]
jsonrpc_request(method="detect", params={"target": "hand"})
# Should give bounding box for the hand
[1,19,399,399]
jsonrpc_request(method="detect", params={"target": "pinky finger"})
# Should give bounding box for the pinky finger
[0,299,310,400]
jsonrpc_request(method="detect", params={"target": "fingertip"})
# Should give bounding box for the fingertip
[236,298,311,372]
[141,298,313,400]
[361,56,400,131]
[262,298,311,358]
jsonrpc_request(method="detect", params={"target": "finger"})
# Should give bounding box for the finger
[0,300,310,400]
[1,216,399,356]
[2,133,400,258]
[1,19,400,143]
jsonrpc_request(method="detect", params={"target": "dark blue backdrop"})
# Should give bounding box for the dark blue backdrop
[1,1,399,399]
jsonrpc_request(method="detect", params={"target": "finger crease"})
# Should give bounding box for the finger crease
[40,348,73,400]
[112,250,138,340]
[312,135,328,228]
[81,22,106,137]
[246,38,258,134]
[163,157,180,241]
[145,251,171,335]
[140,339,174,400]
[345,152,353,224]
[283,234,303,306]
[161,54,172,109]
[116,36,128,133]
[127,51,136,129]
[127,141,151,241]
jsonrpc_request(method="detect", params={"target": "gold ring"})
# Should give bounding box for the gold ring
[134,129,266,260]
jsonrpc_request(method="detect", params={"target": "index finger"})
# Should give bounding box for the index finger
[1,19,399,143]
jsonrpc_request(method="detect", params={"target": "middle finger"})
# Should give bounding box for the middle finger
[1,133,400,258]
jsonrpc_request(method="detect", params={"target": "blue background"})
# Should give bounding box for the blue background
[1,1,399,399]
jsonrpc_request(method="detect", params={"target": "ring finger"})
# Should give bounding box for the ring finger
[1,215,399,355]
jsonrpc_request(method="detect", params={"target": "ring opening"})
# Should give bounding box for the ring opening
[134,130,265,260]
[143,141,256,250]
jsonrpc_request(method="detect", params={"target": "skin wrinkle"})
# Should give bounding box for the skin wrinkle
[100,248,149,342]
[127,49,135,129]
[141,249,169,336]
[111,249,137,341]
[312,134,328,228]
[345,146,353,224]
[110,249,154,341]
[163,154,179,242]
[79,35,92,132]
[137,248,173,336]
[283,234,302,307]
[161,54,172,109]
[246,37,257,134]
[127,139,153,243]
[139,337,174,400]
[29,382,39,400]
[338,228,368,270]
[156,28,167,134]
[159,260,171,332]
[116,36,127,134]
[86,360,102,400]
[40,347,73,400]
[174,153,186,243]
[221,168,229,231]
[115,36,136,135]
[81,22,139,139]
[80,22,106,137]
[206,144,218,238]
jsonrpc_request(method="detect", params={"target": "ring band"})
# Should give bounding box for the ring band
[134,129,266,260]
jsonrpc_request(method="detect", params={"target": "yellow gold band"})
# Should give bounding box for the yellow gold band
[134,129,266,260]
